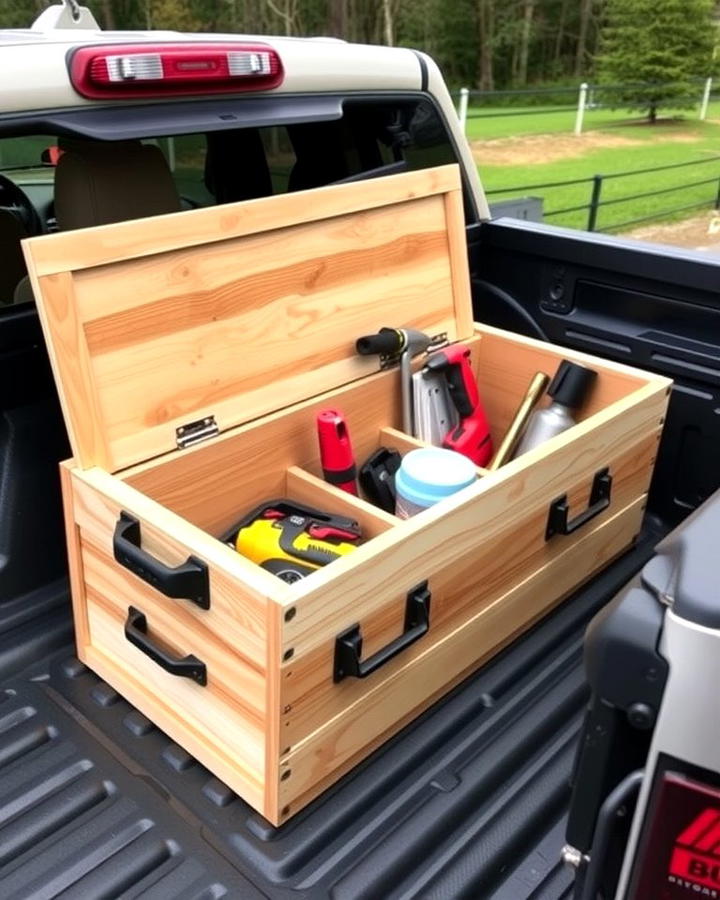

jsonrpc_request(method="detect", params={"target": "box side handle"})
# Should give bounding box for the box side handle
[333,582,431,683]
[124,606,207,686]
[546,468,612,541]
[113,511,210,610]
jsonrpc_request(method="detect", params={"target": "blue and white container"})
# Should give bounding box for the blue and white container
[395,448,477,519]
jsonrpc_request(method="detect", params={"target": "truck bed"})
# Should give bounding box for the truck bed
[0,523,664,900]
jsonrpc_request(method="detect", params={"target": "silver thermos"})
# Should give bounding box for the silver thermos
[514,360,597,457]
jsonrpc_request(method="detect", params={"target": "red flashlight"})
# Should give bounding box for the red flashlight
[316,409,358,495]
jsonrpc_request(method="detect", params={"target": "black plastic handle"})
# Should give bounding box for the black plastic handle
[546,468,612,541]
[355,328,402,357]
[113,512,210,609]
[124,606,207,686]
[333,582,431,683]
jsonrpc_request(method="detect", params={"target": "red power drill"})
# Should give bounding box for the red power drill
[424,344,493,466]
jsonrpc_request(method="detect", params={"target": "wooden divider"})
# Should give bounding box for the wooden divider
[286,467,397,538]
[378,426,430,454]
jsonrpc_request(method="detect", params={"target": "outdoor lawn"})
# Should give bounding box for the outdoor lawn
[466,100,720,232]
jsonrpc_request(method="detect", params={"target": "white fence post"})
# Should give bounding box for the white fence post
[458,87,469,132]
[700,76,713,120]
[574,82,588,135]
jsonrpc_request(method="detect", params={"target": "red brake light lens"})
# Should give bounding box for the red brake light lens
[69,43,284,99]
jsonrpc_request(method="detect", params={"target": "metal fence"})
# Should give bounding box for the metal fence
[456,79,715,135]
[484,156,720,232]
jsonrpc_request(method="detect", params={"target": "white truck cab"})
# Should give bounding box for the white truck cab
[0,2,488,308]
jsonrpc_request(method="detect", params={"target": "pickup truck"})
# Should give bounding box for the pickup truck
[1,4,717,897]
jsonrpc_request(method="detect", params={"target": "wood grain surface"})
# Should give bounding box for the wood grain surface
[476,323,656,445]
[279,430,658,747]
[60,460,90,654]
[285,467,398,537]
[26,165,462,276]
[82,614,267,815]
[67,322,666,823]
[120,334,477,537]
[42,162,672,824]
[25,166,472,472]
[276,493,646,820]
[71,468,279,667]
[122,348,416,536]
[281,376,667,660]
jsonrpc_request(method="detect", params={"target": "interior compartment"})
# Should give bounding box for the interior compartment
[475,325,651,462]
[118,327,653,587]
[124,327,648,517]
[122,337,486,535]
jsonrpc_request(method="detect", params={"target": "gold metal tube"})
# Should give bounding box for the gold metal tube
[487,372,550,471]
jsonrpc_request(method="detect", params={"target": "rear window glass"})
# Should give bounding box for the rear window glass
[150,98,461,208]
[0,135,55,179]
[0,98,460,209]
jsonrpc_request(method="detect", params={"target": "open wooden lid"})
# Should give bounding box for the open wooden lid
[24,164,473,473]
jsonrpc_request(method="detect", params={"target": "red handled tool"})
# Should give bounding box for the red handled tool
[316,409,358,495]
[424,344,493,466]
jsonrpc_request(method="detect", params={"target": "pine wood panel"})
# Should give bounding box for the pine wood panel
[279,430,658,747]
[377,425,431,453]
[79,196,459,469]
[285,467,398,537]
[60,460,90,654]
[80,533,266,721]
[24,166,472,473]
[443,191,474,339]
[62,323,668,825]
[120,321,648,543]
[35,274,112,471]
[83,601,267,815]
[276,493,646,820]
[475,323,660,445]
[281,377,667,660]
[264,596,284,820]
[75,197,445,351]
[122,351,416,536]
[26,165,461,277]
[70,468,278,668]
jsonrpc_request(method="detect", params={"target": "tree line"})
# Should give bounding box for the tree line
[0,0,610,88]
[1,0,717,94]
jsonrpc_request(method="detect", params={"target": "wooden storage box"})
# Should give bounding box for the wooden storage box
[24,166,670,825]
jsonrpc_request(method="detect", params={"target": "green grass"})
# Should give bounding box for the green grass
[465,101,720,231]
[464,99,720,141]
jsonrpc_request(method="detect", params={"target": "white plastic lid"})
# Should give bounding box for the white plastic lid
[395,447,477,509]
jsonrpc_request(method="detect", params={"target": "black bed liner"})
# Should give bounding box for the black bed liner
[0,526,662,900]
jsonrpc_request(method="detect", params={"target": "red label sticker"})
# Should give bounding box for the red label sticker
[626,774,720,899]
[671,846,720,890]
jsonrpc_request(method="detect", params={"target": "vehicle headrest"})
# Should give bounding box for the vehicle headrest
[204,129,272,203]
[54,138,181,231]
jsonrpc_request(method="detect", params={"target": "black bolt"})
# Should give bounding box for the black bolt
[627,702,655,730]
